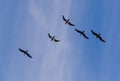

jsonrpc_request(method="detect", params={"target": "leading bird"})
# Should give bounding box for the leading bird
[18,48,32,58]
[91,30,106,42]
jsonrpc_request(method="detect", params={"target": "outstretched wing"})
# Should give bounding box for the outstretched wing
[91,30,98,36]
[54,39,60,42]
[48,33,52,39]
[99,36,106,42]
[26,53,32,58]
[83,33,89,39]
[75,29,81,33]
[68,22,74,26]
[62,15,66,21]
[19,48,26,53]
[19,48,23,52]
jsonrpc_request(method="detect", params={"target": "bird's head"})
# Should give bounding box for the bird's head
[82,31,85,33]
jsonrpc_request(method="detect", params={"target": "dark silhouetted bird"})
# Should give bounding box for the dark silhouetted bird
[75,28,89,39]
[48,33,60,42]
[19,48,32,58]
[62,15,74,26]
[91,30,106,42]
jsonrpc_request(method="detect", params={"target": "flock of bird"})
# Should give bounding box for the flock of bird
[19,15,106,58]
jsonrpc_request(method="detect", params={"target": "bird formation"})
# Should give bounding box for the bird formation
[48,15,105,42]
[63,15,105,42]
[19,15,106,59]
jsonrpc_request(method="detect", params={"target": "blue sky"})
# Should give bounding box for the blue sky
[0,0,120,81]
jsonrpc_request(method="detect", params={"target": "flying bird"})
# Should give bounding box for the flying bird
[48,33,60,42]
[75,28,89,39]
[18,48,32,58]
[62,15,75,26]
[91,30,106,42]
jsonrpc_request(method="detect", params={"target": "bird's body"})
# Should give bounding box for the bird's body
[51,36,55,41]
[19,48,32,58]
[65,19,70,24]
[91,30,106,42]
[48,33,60,42]
[62,15,74,26]
[75,29,89,39]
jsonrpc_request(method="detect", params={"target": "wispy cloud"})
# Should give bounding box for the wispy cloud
[28,0,75,81]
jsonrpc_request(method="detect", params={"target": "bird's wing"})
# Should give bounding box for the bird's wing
[75,29,83,34]
[54,39,60,42]
[19,48,22,52]
[62,15,66,21]
[75,29,81,33]
[48,33,52,39]
[91,30,97,36]
[68,22,74,26]
[26,53,32,58]
[99,36,106,42]
[19,48,25,53]
[83,33,89,39]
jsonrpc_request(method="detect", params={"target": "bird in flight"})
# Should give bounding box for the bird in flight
[91,30,106,42]
[75,28,89,39]
[18,48,32,58]
[48,33,60,42]
[62,15,75,26]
